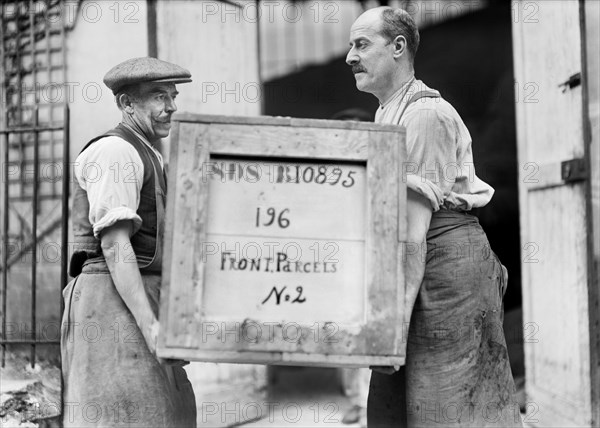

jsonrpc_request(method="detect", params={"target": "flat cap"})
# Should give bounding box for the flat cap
[103,57,192,94]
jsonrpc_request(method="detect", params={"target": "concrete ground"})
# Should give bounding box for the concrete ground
[1,353,524,428]
[237,366,363,428]
[0,353,61,427]
[233,366,526,428]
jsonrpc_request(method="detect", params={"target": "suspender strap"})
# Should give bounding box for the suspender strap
[398,89,441,121]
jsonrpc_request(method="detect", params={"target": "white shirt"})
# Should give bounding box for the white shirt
[376,79,494,211]
[74,127,164,238]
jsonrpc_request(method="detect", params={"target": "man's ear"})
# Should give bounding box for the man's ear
[392,35,407,59]
[118,93,135,114]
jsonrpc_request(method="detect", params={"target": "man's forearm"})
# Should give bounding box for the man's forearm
[101,221,158,351]
[403,238,427,323]
[403,190,433,322]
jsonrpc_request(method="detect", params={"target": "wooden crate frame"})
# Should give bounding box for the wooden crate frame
[158,113,407,367]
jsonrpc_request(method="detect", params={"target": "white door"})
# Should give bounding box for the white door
[512,1,597,426]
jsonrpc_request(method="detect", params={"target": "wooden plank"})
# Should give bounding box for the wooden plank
[206,124,370,161]
[516,2,585,165]
[584,1,600,424]
[512,5,535,422]
[158,120,179,351]
[527,186,590,416]
[206,159,366,239]
[396,128,408,353]
[396,128,408,242]
[202,235,366,324]
[173,112,404,133]
[585,0,600,265]
[365,129,402,354]
[164,122,210,348]
[187,319,361,355]
[157,348,404,368]
[526,383,589,428]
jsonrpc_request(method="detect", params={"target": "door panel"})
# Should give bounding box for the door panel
[512,1,593,426]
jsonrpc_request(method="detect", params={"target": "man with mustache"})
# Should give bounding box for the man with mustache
[347,7,522,427]
[62,57,196,427]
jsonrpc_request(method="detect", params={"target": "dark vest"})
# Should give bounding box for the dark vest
[70,124,167,276]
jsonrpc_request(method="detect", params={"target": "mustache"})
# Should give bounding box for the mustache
[352,65,367,74]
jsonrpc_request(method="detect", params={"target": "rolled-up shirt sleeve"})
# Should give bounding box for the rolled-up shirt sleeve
[74,136,144,238]
[403,108,457,211]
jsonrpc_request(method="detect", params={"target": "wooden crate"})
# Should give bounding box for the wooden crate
[157,113,408,367]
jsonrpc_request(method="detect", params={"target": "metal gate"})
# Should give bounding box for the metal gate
[0,0,69,367]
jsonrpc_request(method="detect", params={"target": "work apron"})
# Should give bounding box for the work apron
[61,262,196,427]
[367,210,523,427]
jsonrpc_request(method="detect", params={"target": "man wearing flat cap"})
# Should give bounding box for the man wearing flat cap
[61,57,196,427]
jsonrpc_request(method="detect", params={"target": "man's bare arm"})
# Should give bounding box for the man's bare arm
[371,190,432,374]
[100,220,159,356]
[403,189,433,324]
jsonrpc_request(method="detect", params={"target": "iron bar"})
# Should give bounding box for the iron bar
[2,214,62,271]
[3,194,64,202]
[46,7,54,197]
[0,125,64,133]
[16,6,23,200]
[60,7,67,398]
[3,46,62,56]
[61,105,69,292]
[29,0,38,368]
[30,108,38,368]
[1,110,8,370]
[3,64,64,77]
[1,4,8,368]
